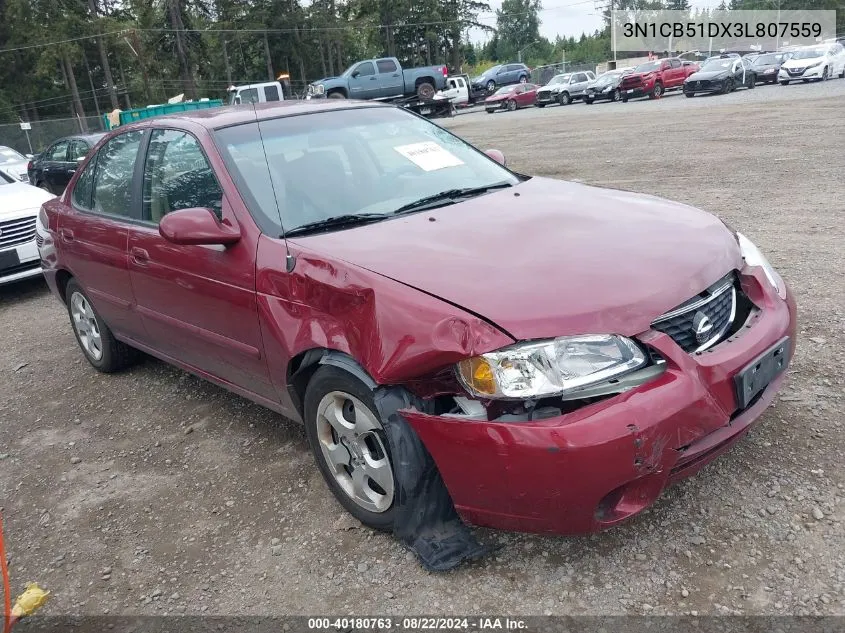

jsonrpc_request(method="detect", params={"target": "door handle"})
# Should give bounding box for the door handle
[67,169,76,174]
[59,228,74,242]
[130,247,149,265]
[370,77,377,81]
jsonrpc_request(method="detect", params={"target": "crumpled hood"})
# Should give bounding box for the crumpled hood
[1,160,28,179]
[484,93,512,102]
[0,181,54,219]
[292,178,742,341]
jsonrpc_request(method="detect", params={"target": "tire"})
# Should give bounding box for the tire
[558,91,571,106]
[486,80,496,93]
[304,366,396,531]
[327,92,346,99]
[802,79,810,83]
[622,95,629,102]
[748,75,756,89]
[723,78,734,94]
[37,181,51,193]
[584,97,594,105]
[518,75,528,84]
[685,91,694,97]
[821,67,829,81]
[416,82,435,99]
[506,99,517,112]
[839,66,845,79]
[535,103,546,108]
[611,88,621,102]
[781,80,789,85]
[65,279,137,373]
[649,82,664,99]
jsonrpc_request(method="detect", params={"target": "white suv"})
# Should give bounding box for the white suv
[778,43,845,84]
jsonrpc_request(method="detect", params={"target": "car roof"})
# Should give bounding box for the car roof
[137,100,390,131]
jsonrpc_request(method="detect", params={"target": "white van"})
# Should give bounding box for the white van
[227,81,285,105]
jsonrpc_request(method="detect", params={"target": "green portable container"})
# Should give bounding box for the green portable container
[102,100,224,130]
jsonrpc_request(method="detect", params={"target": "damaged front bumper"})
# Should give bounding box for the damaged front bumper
[400,273,797,536]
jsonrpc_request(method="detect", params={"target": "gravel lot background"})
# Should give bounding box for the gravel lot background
[1,80,843,618]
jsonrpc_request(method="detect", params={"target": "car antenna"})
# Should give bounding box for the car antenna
[251,100,296,273]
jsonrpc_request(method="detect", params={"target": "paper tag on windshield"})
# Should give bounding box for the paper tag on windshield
[393,142,464,172]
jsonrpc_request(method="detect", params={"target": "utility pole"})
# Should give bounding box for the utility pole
[61,51,88,132]
[611,0,617,66]
[264,31,274,81]
[88,0,119,109]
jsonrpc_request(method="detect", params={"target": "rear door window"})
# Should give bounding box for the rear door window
[68,140,90,161]
[91,130,143,218]
[377,59,398,73]
[263,85,280,101]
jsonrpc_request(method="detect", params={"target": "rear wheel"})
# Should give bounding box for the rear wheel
[535,103,546,108]
[65,279,138,373]
[416,82,435,99]
[685,91,694,97]
[780,80,789,85]
[518,75,528,84]
[621,95,629,102]
[584,97,594,105]
[304,366,396,531]
[611,88,621,102]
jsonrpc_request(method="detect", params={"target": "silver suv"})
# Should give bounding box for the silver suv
[535,71,596,106]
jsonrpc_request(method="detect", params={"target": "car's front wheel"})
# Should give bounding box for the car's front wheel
[820,66,829,81]
[304,366,396,531]
[486,80,496,93]
[650,82,664,98]
[558,92,571,105]
[611,88,622,102]
[65,279,137,372]
[780,80,790,85]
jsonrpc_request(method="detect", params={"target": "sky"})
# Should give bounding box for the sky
[472,0,725,43]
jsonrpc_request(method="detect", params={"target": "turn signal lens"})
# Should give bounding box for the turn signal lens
[458,357,496,396]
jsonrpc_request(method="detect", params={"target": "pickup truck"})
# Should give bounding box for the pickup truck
[620,58,699,101]
[307,57,448,101]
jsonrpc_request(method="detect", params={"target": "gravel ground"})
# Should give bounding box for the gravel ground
[1,79,843,619]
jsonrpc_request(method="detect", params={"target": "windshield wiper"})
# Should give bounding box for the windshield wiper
[283,213,390,237]
[391,182,514,215]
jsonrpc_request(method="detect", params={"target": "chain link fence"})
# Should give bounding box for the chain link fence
[0,115,105,155]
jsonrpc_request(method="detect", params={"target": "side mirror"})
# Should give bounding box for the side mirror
[159,207,241,246]
[485,149,506,167]
[352,71,360,78]
[76,156,86,162]
[25,154,33,159]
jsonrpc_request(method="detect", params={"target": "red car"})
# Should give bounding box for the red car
[620,57,699,101]
[484,83,538,113]
[38,101,796,538]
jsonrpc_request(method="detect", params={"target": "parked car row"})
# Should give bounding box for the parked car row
[480,41,845,115]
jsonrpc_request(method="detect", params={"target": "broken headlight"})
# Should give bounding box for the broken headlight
[457,335,646,400]
[736,232,786,299]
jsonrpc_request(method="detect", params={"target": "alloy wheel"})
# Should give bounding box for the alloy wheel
[314,391,394,514]
[70,292,103,361]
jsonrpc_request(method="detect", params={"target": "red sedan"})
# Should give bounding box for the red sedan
[484,83,538,113]
[37,101,796,541]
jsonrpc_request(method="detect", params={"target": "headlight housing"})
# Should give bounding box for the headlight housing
[736,232,786,299]
[457,335,647,400]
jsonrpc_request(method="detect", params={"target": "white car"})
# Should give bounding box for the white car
[0,171,54,285]
[0,145,31,182]
[778,43,845,84]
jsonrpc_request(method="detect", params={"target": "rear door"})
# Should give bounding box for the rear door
[376,58,403,97]
[42,140,70,194]
[64,139,91,190]
[125,127,276,401]
[666,58,683,87]
[569,72,588,95]
[57,129,147,340]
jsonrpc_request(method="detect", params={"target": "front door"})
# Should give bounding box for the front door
[126,127,276,401]
[348,61,379,99]
[57,130,147,341]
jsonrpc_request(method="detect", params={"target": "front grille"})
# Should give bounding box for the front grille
[0,217,36,250]
[652,273,738,353]
[787,67,805,76]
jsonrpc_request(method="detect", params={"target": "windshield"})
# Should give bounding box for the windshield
[546,74,570,85]
[594,72,621,85]
[791,47,826,60]
[214,107,520,235]
[0,147,25,165]
[754,53,786,65]
[701,59,733,71]
[493,85,517,95]
[634,61,661,73]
